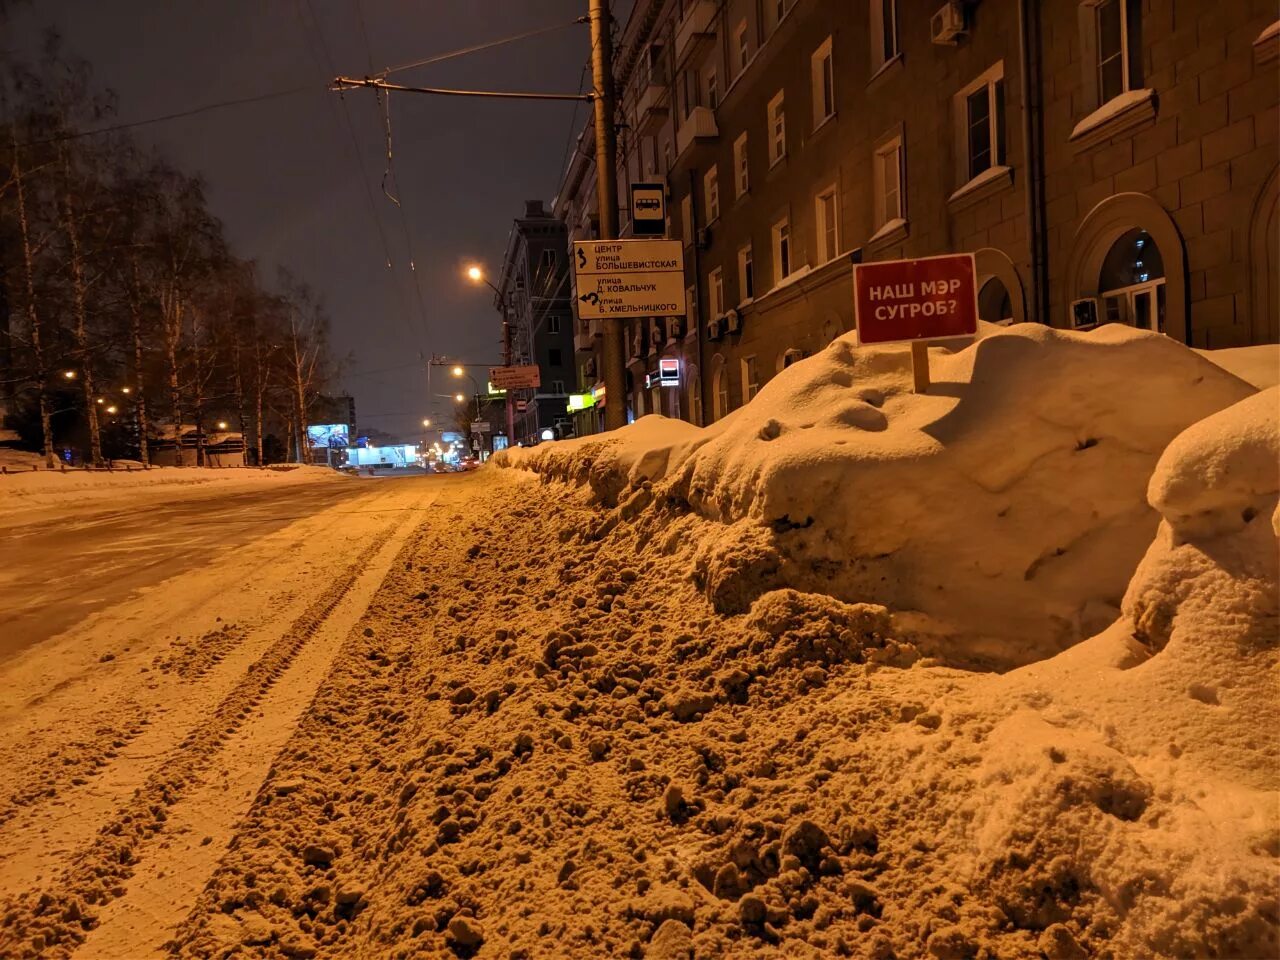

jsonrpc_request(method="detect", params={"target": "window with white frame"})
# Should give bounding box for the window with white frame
[815,185,839,263]
[1088,0,1141,107]
[873,135,904,229]
[681,194,694,245]
[768,90,786,165]
[738,245,754,300]
[548,315,561,334]
[552,379,565,394]
[704,165,720,222]
[709,267,725,316]
[870,0,899,72]
[734,132,749,197]
[736,20,750,74]
[706,67,718,110]
[956,64,1006,183]
[741,355,760,403]
[772,217,791,285]
[811,37,835,127]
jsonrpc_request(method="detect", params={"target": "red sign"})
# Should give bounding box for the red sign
[853,253,978,345]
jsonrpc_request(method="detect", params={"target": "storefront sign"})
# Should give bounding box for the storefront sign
[659,357,680,384]
[567,392,597,411]
[852,253,978,344]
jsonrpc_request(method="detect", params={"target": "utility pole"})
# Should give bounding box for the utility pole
[589,0,626,432]
[502,312,516,444]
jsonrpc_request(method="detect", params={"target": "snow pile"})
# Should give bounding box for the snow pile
[499,325,1255,666]
[158,389,1276,959]
[1197,343,1280,390]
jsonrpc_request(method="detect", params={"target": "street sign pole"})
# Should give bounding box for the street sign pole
[589,0,626,432]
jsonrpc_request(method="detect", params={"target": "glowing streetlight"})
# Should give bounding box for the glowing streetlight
[62,370,76,380]
[451,365,464,377]
[454,393,465,403]
[422,418,432,428]
[465,265,483,283]
[121,387,131,394]
[216,421,229,430]
[95,397,104,404]
[105,405,118,415]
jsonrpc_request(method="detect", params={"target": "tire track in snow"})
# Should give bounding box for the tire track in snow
[0,499,427,960]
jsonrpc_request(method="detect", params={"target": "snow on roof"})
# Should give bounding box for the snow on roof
[497,323,1256,667]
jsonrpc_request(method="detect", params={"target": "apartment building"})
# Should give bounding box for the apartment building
[556,0,1278,431]
[493,200,576,444]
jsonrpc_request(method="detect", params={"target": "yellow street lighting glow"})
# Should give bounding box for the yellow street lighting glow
[62,370,76,379]
[422,418,432,427]
[217,421,229,430]
[465,265,483,283]
[105,405,118,414]
[121,387,131,394]
[96,397,104,404]
[454,393,465,403]
[451,365,464,377]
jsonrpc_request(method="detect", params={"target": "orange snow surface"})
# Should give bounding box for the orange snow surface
[0,328,1275,960]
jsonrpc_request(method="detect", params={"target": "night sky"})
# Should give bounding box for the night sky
[6,1,612,440]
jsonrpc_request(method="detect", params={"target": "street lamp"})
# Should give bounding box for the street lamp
[62,370,76,380]
[466,264,484,284]
[454,393,465,404]
[105,405,118,415]
[216,421,229,430]
[422,418,432,428]
[464,263,516,444]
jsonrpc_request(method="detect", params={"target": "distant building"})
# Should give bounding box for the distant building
[555,0,1279,432]
[493,201,577,445]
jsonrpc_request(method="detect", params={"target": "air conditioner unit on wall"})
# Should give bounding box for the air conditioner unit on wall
[725,308,742,334]
[931,1,967,45]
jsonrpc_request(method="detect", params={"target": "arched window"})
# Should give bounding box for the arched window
[712,356,730,421]
[978,277,1014,324]
[686,367,702,426]
[1098,228,1166,332]
[777,347,806,372]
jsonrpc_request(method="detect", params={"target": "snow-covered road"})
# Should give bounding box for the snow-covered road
[0,471,480,958]
[0,480,373,659]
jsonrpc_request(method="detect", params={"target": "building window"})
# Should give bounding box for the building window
[539,249,557,275]
[552,379,566,394]
[549,348,562,367]
[549,315,562,334]
[978,278,1014,324]
[741,355,759,403]
[706,67,718,110]
[956,64,1006,184]
[772,217,791,285]
[681,194,694,246]
[1099,228,1166,333]
[738,245,754,300]
[734,132,749,198]
[704,166,720,222]
[873,135,904,229]
[1096,0,1126,103]
[663,141,673,174]
[681,68,700,119]
[815,186,839,263]
[713,358,730,420]
[710,267,725,316]
[870,0,899,71]
[811,37,835,127]
[768,90,786,166]
[684,284,696,335]
[736,20,750,74]
[688,370,702,426]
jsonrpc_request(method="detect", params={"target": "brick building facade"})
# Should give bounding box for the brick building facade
[493,200,576,444]
[554,0,1278,431]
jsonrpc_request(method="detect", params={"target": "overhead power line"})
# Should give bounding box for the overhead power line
[15,87,310,147]
[381,18,587,76]
[331,76,593,102]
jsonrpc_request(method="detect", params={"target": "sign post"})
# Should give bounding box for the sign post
[629,182,667,236]
[852,253,979,393]
[572,239,687,321]
[488,365,542,391]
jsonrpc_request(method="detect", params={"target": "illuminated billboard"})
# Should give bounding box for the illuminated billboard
[307,423,350,448]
